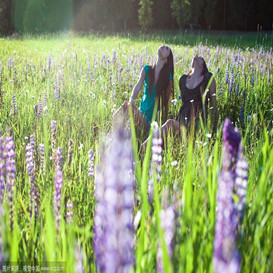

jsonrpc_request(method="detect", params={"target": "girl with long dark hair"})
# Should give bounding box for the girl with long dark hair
[111,45,174,131]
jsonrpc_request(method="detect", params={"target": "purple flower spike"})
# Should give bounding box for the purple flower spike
[213,173,240,273]
[47,54,51,71]
[88,149,94,177]
[0,136,6,204]
[5,136,16,230]
[229,72,234,92]
[213,119,249,273]
[234,145,248,227]
[251,76,255,87]
[94,126,134,273]
[54,168,63,233]
[157,206,175,273]
[57,147,63,171]
[34,104,38,119]
[11,94,18,116]
[51,120,57,150]
[0,203,4,269]
[6,136,16,194]
[26,144,37,218]
[148,131,163,203]
[225,68,229,84]
[38,99,43,118]
[43,92,47,109]
[66,200,73,224]
[222,119,241,171]
[235,84,239,97]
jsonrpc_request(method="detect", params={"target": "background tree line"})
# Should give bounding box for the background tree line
[0,0,272,35]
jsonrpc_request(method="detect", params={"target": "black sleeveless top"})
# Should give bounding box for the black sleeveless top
[176,72,213,126]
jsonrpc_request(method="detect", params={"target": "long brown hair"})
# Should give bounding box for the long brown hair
[148,49,174,112]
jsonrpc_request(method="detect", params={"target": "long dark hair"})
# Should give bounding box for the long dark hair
[148,48,174,107]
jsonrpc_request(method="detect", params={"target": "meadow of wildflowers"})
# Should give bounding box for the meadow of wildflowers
[0,32,272,273]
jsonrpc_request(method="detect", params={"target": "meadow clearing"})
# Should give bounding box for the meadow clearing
[0,31,272,273]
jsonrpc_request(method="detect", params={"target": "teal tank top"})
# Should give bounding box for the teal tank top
[139,65,172,126]
[139,65,156,125]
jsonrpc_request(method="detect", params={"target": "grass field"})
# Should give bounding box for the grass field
[0,31,272,273]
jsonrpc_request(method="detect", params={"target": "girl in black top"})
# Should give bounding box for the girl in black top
[141,55,217,148]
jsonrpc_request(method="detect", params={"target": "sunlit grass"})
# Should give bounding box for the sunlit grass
[0,32,272,272]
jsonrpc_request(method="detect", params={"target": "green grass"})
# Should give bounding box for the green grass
[0,31,272,272]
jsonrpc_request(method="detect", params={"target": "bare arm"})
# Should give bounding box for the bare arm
[129,67,145,105]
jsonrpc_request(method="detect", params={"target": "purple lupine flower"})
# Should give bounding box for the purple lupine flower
[0,135,5,204]
[68,139,73,169]
[112,50,117,64]
[220,83,223,97]
[222,119,241,171]
[0,81,3,108]
[5,136,16,230]
[235,84,239,97]
[213,172,240,273]
[251,76,255,87]
[51,121,57,166]
[225,68,229,84]
[34,104,38,120]
[54,167,63,233]
[66,200,73,224]
[38,99,43,118]
[0,201,5,270]
[57,147,63,171]
[213,119,248,273]
[51,120,57,149]
[39,144,45,175]
[267,67,271,85]
[75,243,85,273]
[157,206,175,273]
[87,53,90,74]
[5,136,16,193]
[94,126,135,273]
[7,56,13,70]
[229,72,234,92]
[43,92,47,110]
[11,94,18,115]
[47,54,51,71]
[148,126,163,203]
[88,149,94,177]
[234,145,248,227]
[26,144,37,218]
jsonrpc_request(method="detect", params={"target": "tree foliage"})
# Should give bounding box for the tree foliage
[0,0,13,35]
[0,0,273,35]
[138,0,153,29]
[171,0,191,29]
[204,0,217,29]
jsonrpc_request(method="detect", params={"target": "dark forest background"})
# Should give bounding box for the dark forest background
[0,0,272,35]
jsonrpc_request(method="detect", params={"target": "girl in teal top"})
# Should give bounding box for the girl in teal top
[112,45,174,131]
